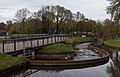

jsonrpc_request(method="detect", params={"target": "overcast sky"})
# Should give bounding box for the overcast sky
[0,0,110,22]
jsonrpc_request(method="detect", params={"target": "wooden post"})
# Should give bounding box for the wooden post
[57,36,59,42]
[31,51,35,60]
[42,38,44,45]
[58,36,60,42]
[30,40,32,47]
[14,40,16,51]
[63,36,65,41]
[23,40,25,57]
[2,41,4,53]
[37,39,39,47]
[51,37,53,44]
[47,37,49,44]
[60,36,62,42]
[62,35,64,41]
[54,37,56,43]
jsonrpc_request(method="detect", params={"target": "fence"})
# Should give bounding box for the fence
[0,34,70,53]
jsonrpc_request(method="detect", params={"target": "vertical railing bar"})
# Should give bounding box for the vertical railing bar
[2,41,4,53]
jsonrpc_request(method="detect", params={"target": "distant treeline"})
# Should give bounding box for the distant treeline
[0,5,119,38]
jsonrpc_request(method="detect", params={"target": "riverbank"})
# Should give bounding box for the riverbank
[38,36,91,53]
[104,38,120,48]
[0,53,26,68]
[0,53,26,75]
[70,37,91,43]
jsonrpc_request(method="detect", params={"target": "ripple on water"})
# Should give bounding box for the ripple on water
[74,43,100,61]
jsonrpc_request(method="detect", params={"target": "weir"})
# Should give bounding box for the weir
[29,43,109,68]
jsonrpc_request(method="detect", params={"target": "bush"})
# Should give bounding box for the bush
[64,38,74,44]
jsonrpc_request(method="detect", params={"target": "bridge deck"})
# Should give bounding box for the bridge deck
[0,34,69,54]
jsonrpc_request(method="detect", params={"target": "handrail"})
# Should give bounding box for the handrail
[0,34,70,54]
[0,34,70,42]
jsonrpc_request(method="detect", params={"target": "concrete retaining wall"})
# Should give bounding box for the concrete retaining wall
[29,44,109,67]
[35,52,75,60]
[0,63,25,76]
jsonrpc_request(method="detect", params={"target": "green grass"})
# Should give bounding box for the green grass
[40,43,74,53]
[39,37,91,53]
[71,36,91,43]
[0,53,26,68]
[104,39,120,48]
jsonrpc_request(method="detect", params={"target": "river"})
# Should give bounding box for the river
[3,43,119,77]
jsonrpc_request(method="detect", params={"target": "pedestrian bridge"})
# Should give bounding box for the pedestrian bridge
[0,34,69,56]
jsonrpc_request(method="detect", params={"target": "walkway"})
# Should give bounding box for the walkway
[0,34,69,54]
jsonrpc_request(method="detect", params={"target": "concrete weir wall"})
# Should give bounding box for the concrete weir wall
[29,44,109,67]
[88,44,109,60]
[35,52,75,60]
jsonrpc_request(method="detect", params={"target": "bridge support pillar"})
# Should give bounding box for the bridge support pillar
[31,51,35,60]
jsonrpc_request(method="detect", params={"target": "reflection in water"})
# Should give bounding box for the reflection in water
[107,50,120,77]
[94,44,120,77]
[2,68,39,77]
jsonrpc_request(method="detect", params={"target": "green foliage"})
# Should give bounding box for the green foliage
[107,0,120,23]
[40,43,74,53]
[95,19,118,38]
[63,37,91,47]
[0,22,7,31]
[64,38,75,45]
[8,5,99,34]
[0,53,26,68]
[70,37,91,43]
[40,37,91,53]
[76,19,97,33]
[104,39,120,48]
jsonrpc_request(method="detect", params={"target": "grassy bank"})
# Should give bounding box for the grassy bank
[40,37,91,53]
[64,37,91,45]
[40,43,74,53]
[104,39,120,48]
[0,53,26,69]
[71,37,91,43]
[65,37,91,46]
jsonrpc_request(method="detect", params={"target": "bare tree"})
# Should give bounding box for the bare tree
[15,8,30,33]
[15,8,30,22]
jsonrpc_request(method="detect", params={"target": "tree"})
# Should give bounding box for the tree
[74,12,85,22]
[32,11,42,33]
[0,22,6,29]
[103,19,117,38]
[41,13,50,34]
[34,5,73,34]
[15,8,30,33]
[15,8,30,22]
[6,20,12,31]
[9,5,93,34]
[107,0,120,23]
[95,19,117,38]
[52,5,73,34]
[73,12,85,33]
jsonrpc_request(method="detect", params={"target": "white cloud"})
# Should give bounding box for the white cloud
[0,0,110,22]
[0,15,12,22]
